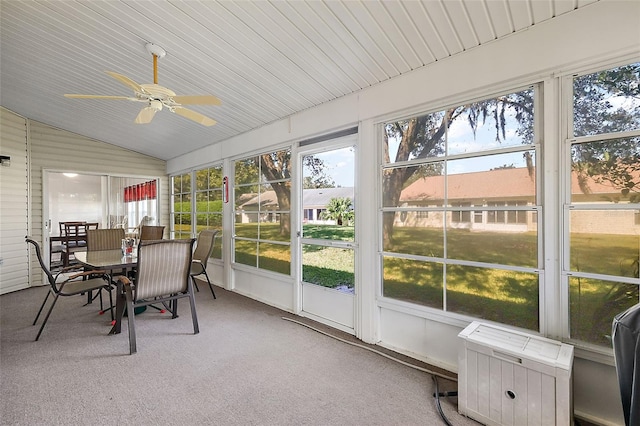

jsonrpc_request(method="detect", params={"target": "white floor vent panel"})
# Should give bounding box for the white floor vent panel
[458,321,574,426]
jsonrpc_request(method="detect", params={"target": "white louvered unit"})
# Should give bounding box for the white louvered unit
[458,322,574,426]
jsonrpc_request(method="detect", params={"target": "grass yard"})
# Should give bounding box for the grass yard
[189,221,639,345]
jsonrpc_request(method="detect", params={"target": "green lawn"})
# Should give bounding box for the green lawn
[190,221,639,345]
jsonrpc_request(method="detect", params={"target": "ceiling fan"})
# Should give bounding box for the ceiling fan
[64,43,220,126]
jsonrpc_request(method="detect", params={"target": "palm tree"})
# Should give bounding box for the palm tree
[320,197,353,226]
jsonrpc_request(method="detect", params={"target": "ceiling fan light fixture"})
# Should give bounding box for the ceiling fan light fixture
[150,99,163,111]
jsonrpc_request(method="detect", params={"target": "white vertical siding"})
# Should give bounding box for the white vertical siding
[0,108,29,294]
[3,115,168,288]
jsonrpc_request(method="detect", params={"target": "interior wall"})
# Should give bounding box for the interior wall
[166,2,639,424]
[0,108,29,294]
[2,115,170,288]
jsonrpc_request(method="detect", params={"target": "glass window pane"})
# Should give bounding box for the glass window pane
[260,183,280,210]
[209,166,223,188]
[383,111,446,164]
[212,231,222,260]
[383,212,443,257]
[385,163,445,208]
[235,217,259,239]
[447,89,534,155]
[303,223,355,242]
[302,245,354,291]
[446,226,537,267]
[181,174,191,193]
[261,150,291,182]
[573,63,640,137]
[195,191,208,203]
[195,169,208,191]
[196,214,207,228]
[260,214,290,242]
[195,193,209,212]
[209,189,222,203]
[208,213,223,229]
[259,243,291,275]
[174,214,190,236]
[235,186,259,210]
[570,138,640,204]
[570,211,640,277]
[235,157,259,184]
[570,277,639,346]
[447,151,536,202]
[446,265,539,331]
[235,240,257,267]
[382,256,443,309]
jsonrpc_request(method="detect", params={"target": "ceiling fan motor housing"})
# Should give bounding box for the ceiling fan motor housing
[149,100,163,111]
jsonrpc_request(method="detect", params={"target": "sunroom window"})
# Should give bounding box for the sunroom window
[194,164,223,259]
[567,62,640,347]
[171,173,192,240]
[380,86,540,331]
[233,149,291,275]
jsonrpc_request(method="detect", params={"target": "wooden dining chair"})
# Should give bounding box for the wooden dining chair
[112,239,197,354]
[26,237,112,341]
[52,221,84,267]
[62,222,89,266]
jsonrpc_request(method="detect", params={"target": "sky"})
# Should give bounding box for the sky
[303,146,355,188]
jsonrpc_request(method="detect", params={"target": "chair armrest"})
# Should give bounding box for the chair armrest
[115,275,132,286]
[67,269,108,280]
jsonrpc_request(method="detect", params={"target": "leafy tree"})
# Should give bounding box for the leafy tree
[572,63,640,202]
[383,89,534,244]
[382,64,639,244]
[303,175,335,189]
[255,151,334,236]
[259,151,292,236]
[320,197,353,226]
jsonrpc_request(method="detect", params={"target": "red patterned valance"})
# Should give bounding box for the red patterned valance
[124,180,157,202]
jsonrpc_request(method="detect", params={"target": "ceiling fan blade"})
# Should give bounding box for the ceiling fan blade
[64,94,135,100]
[172,95,222,106]
[106,71,144,93]
[173,106,217,126]
[134,107,158,124]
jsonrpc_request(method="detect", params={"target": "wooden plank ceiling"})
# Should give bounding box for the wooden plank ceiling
[0,0,596,161]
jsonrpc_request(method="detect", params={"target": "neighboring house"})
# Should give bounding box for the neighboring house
[398,167,639,235]
[237,187,355,225]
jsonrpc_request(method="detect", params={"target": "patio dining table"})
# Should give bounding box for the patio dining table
[74,250,151,334]
[74,250,140,323]
[74,249,136,272]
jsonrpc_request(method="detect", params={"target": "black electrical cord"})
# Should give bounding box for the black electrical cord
[432,375,455,426]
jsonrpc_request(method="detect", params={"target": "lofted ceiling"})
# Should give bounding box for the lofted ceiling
[0,0,598,161]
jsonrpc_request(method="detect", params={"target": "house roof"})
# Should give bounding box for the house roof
[240,187,354,210]
[400,167,636,203]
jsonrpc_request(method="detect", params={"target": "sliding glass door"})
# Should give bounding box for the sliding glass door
[43,171,159,269]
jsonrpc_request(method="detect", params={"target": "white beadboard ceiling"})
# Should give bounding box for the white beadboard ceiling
[0,0,597,161]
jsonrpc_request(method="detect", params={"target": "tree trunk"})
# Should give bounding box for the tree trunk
[260,153,291,236]
[382,110,455,247]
